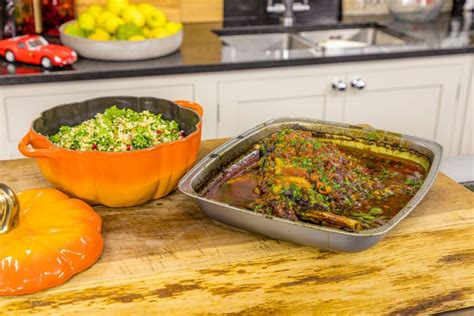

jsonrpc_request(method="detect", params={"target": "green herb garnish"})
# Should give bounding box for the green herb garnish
[50,106,183,152]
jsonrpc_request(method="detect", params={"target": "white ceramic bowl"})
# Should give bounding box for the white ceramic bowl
[59,21,183,61]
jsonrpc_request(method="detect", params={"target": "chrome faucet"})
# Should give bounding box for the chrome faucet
[267,0,311,27]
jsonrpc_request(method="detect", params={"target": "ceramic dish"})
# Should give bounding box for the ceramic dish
[19,96,202,207]
[59,21,183,61]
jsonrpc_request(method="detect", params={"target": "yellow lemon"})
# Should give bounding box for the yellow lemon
[78,12,96,31]
[138,3,156,18]
[128,35,146,41]
[107,0,129,15]
[96,11,116,28]
[88,28,111,41]
[151,27,170,38]
[146,9,166,29]
[142,27,151,38]
[122,7,145,27]
[102,16,123,33]
[126,4,138,11]
[87,4,103,19]
[165,21,182,34]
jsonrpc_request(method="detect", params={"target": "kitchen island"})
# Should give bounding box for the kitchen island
[0,139,473,314]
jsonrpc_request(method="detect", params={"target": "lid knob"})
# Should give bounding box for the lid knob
[0,183,19,234]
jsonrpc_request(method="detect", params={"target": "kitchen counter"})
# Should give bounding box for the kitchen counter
[0,13,473,86]
[0,139,473,314]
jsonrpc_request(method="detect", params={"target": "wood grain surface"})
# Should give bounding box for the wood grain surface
[0,139,473,315]
[179,0,222,23]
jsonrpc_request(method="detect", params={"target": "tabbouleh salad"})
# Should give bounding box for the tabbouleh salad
[49,106,184,151]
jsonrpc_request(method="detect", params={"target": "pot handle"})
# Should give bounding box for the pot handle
[18,130,59,159]
[174,100,204,117]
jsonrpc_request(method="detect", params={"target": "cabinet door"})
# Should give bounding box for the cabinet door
[217,73,345,137]
[342,63,462,156]
[460,65,473,156]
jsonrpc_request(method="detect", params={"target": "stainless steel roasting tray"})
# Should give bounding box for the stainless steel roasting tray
[179,118,442,252]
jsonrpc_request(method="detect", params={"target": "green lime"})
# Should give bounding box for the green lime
[115,22,144,40]
[64,22,86,37]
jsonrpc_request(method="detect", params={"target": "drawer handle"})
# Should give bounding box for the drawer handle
[351,77,366,90]
[332,79,347,91]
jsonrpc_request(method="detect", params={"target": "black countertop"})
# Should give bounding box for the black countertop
[0,13,473,86]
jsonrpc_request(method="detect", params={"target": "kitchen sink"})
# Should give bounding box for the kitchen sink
[298,26,412,47]
[218,33,314,52]
[215,23,417,54]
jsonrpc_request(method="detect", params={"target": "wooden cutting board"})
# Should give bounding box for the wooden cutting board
[0,139,473,315]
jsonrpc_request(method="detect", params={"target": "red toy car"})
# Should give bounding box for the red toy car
[0,35,77,68]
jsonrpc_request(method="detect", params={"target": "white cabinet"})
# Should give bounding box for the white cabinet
[216,55,472,158]
[217,72,344,136]
[340,62,463,157]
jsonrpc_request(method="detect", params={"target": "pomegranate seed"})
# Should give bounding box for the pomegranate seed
[92,144,97,150]
[156,130,162,134]
[126,144,131,151]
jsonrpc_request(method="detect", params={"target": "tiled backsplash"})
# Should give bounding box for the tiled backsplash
[343,0,453,15]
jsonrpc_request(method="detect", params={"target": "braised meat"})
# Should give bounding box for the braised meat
[206,129,426,232]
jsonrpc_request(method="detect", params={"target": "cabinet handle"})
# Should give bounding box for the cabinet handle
[332,79,347,91]
[351,77,366,90]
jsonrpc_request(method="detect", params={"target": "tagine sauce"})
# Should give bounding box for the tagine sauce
[206,129,427,231]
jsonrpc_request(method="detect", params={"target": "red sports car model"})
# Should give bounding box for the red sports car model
[0,35,77,68]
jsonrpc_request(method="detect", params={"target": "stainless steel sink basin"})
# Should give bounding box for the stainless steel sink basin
[215,23,416,55]
[219,33,314,52]
[298,26,411,47]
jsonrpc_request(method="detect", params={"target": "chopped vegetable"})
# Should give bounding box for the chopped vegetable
[49,106,183,151]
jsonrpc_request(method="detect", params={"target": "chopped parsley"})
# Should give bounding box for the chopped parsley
[49,106,183,152]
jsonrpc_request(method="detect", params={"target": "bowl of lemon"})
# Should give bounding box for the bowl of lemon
[59,0,183,61]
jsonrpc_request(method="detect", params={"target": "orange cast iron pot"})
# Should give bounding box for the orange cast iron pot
[18,97,203,208]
